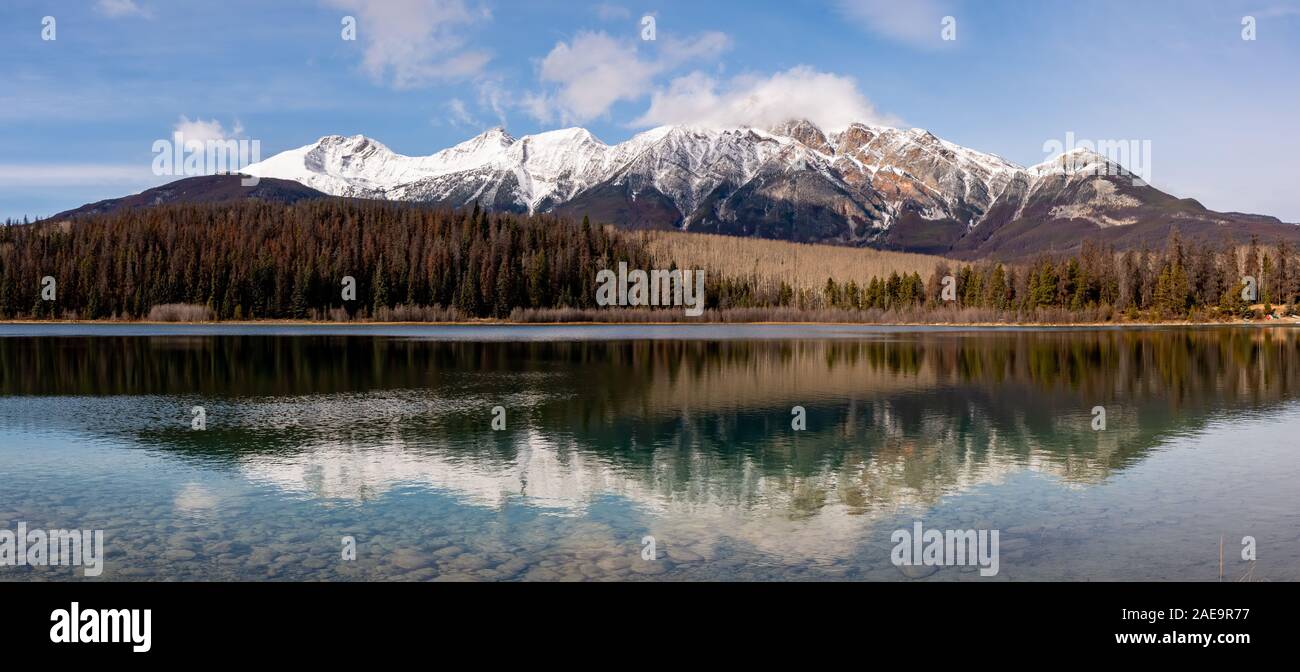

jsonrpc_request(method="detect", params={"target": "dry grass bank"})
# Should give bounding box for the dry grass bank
[637,230,948,293]
[505,305,1210,324]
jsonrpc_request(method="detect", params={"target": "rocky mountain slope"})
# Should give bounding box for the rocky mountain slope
[52,174,328,219]
[126,122,1300,258]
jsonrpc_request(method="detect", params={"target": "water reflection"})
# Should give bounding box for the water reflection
[1,327,1297,580]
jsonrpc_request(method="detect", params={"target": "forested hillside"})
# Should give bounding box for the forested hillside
[1,201,1296,322]
[1,202,649,320]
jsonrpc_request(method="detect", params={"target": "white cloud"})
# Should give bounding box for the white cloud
[632,66,898,132]
[835,0,954,48]
[1257,6,1300,18]
[95,0,151,18]
[532,32,659,123]
[527,30,730,124]
[326,0,492,89]
[444,98,480,127]
[476,79,510,125]
[520,91,557,125]
[173,116,244,143]
[593,3,632,21]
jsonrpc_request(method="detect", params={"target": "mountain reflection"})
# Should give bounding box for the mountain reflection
[2,328,1298,532]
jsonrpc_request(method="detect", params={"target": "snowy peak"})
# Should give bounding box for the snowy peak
[479,126,516,144]
[422,127,515,177]
[242,119,1036,228]
[511,127,609,175]
[442,126,515,156]
[1027,147,1122,177]
[521,126,601,146]
[770,119,832,154]
[239,119,1190,251]
[305,135,398,177]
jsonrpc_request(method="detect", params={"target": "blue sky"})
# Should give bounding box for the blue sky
[3,0,1299,222]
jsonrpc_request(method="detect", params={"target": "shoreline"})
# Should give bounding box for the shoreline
[2,318,1298,329]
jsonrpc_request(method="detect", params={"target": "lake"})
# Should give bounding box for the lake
[1,324,1297,581]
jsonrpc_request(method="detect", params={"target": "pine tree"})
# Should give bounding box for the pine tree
[885,272,902,310]
[1244,235,1260,281]
[823,277,840,308]
[495,257,514,318]
[528,250,549,308]
[291,272,309,319]
[1277,240,1294,307]
[371,255,389,309]
[926,262,950,306]
[986,265,1009,309]
[455,266,479,317]
[1260,253,1274,305]
[1220,279,1247,316]
[1033,260,1058,308]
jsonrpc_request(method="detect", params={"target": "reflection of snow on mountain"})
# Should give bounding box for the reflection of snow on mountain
[233,406,1128,561]
[239,428,670,515]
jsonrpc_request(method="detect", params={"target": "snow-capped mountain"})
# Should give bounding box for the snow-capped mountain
[238,120,1287,257]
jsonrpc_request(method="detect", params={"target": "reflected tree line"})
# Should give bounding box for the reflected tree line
[5,329,1297,514]
[2,329,1296,439]
[4,329,1297,406]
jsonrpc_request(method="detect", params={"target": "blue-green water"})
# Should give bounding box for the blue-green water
[1,324,1297,581]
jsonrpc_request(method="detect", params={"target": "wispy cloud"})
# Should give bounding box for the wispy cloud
[476,79,510,126]
[835,0,955,48]
[442,98,481,127]
[325,0,492,89]
[1254,5,1300,18]
[0,164,152,187]
[95,0,152,19]
[593,3,632,21]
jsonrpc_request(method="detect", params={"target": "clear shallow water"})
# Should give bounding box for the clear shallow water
[0,325,1297,581]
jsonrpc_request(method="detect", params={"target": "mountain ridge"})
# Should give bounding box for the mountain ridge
[49,174,330,220]
[236,119,1299,258]
[54,121,1300,260]
[240,121,1068,222]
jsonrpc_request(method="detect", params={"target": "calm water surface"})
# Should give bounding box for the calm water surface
[1,324,1297,581]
